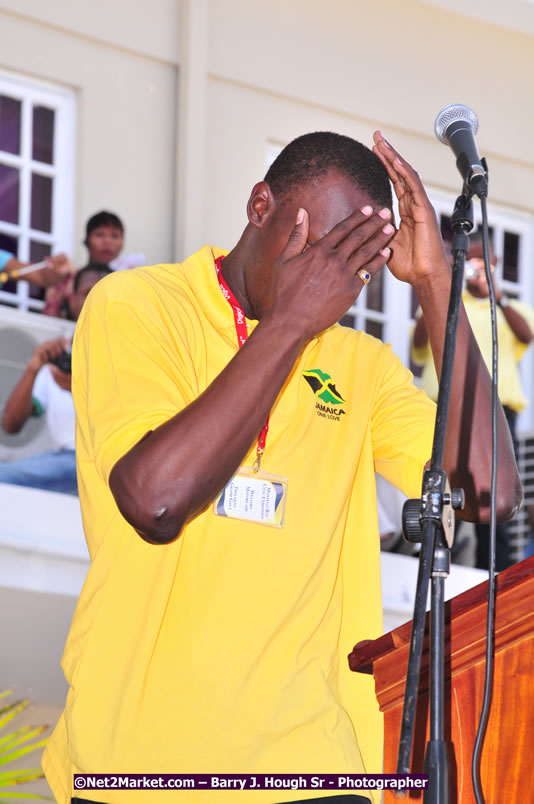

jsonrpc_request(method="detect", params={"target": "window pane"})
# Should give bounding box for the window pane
[0,95,21,155]
[366,270,384,312]
[0,231,17,254]
[503,231,519,284]
[365,319,383,341]
[339,312,355,329]
[32,105,55,164]
[27,241,52,303]
[0,163,20,223]
[30,173,53,232]
[29,240,52,263]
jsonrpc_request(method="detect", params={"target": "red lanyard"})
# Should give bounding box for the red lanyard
[215,255,269,471]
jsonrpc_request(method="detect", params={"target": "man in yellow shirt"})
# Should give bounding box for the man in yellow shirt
[412,231,534,570]
[43,132,519,804]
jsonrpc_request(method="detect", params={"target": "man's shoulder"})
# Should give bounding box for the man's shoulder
[83,246,224,312]
[321,323,407,381]
[325,322,393,358]
[84,262,185,303]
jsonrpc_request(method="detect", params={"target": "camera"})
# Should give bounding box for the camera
[49,351,72,374]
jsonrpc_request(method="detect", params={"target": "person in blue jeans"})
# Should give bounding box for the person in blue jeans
[0,263,112,494]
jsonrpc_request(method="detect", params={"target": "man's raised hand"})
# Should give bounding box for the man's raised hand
[270,203,395,340]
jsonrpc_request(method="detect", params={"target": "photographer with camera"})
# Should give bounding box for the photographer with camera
[411,231,534,570]
[0,263,111,494]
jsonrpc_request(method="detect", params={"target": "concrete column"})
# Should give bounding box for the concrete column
[175,0,208,261]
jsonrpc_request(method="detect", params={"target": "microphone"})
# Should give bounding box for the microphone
[434,104,488,197]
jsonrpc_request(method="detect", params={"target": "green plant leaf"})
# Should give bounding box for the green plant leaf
[0,702,29,733]
[0,727,47,755]
[0,726,33,749]
[0,739,49,767]
[0,692,49,802]
[0,768,44,783]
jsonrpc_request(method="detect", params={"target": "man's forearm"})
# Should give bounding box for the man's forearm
[110,314,307,544]
[412,313,429,349]
[498,301,533,345]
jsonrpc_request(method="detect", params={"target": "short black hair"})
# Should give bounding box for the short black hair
[84,210,124,243]
[73,262,113,292]
[264,132,392,210]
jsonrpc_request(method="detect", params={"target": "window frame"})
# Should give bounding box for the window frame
[0,70,76,312]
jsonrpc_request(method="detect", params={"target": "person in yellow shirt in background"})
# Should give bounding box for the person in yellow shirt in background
[412,230,534,571]
[43,132,519,804]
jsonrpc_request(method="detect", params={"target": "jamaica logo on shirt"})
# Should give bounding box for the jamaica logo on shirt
[303,369,347,421]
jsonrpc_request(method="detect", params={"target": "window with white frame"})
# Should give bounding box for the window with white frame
[0,70,75,312]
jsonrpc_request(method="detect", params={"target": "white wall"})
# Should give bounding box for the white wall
[204,0,534,234]
[0,0,180,63]
[0,484,89,704]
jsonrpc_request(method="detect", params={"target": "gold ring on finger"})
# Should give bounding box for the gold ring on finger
[357,269,372,285]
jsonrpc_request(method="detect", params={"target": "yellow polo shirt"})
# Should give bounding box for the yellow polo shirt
[411,292,534,411]
[43,246,435,803]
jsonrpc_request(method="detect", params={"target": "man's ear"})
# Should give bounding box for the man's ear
[246,181,276,229]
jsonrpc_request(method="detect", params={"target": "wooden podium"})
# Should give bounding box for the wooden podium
[348,556,534,802]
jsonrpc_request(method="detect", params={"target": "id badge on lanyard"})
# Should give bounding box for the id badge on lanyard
[212,256,288,528]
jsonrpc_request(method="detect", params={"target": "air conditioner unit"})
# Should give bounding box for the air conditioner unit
[0,306,75,461]
[508,431,534,563]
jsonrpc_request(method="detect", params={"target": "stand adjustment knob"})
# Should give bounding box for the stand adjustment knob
[402,499,422,544]
[442,488,465,511]
[451,488,465,510]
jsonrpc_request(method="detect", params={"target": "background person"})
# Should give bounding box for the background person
[83,209,145,270]
[0,263,112,494]
[43,132,519,804]
[411,230,534,570]
[43,211,145,318]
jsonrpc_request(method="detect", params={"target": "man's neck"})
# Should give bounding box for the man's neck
[218,239,257,320]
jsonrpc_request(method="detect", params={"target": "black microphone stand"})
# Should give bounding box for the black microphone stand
[395,189,478,803]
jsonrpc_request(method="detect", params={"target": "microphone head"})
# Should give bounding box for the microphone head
[434,104,479,145]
